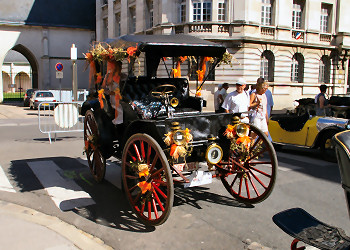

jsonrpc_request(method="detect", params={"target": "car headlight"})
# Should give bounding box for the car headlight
[206,144,223,165]
[235,123,249,137]
[173,130,187,145]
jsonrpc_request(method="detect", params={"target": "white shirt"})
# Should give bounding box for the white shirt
[221,90,250,114]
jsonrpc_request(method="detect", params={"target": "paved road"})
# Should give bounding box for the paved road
[0,103,349,249]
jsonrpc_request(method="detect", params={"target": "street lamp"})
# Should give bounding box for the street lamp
[70,44,78,101]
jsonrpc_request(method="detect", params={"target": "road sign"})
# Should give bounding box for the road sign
[55,62,63,71]
[56,71,63,79]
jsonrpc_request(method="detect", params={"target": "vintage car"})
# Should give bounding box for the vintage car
[269,101,350,162]
[81,34,278,226]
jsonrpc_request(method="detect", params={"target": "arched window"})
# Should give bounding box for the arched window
[260,50,275,82]
[291,53,304,83]
[319,55,330,83]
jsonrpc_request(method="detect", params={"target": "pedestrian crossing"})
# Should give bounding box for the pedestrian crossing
[0,166,15,193]
[0,159,122,211]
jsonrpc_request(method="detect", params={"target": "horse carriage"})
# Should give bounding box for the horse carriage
[81,34,278,226]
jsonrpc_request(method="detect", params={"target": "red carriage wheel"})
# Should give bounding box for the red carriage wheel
[217,124,277,204]
[84,110,106,182]
[122,133,174,226]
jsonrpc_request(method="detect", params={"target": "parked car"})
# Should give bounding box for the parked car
[23,88,35,107]
[30,90,56,109]
[269,109,350,162]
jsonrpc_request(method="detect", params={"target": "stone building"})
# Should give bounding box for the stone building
[96,0,350,111]
[0,0,96,102]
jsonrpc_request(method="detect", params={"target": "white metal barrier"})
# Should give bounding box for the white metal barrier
[38,102,84,143]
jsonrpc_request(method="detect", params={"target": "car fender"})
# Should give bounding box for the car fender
[313,126,345,148]
[80,99,100,116]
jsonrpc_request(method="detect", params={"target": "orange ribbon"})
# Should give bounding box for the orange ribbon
[98,89,105,109]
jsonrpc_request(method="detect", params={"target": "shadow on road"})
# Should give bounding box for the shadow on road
[274,146,341,184]
[8,156,253,234]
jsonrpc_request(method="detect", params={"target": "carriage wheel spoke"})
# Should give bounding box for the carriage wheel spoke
[245,178,251,199]
[141,141,146,160]
[127,150,137,162]
[249,169,268,189]
[148,201,152,219]
[152,199,159,219]
[238,176,243,196]
[153,190,165,211]
[148,168,164,181]
[133,143,142,162]
[147,144,152,165]
[140,202,145,214]
[149,155,159,173]
[250,166,272,178]
[152,182,167,199]
[247,173,260,196]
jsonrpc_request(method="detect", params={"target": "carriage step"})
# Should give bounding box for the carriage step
[273,208,350,250]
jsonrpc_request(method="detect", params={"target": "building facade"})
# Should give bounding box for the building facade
[96,0,350,111]
[0,0,96,102]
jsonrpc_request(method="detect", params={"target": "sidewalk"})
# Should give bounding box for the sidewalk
[0,103,113,250]
[0,201,112,250]
[0,102,35,119]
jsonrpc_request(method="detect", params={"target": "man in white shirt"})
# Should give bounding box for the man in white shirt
[222,78,250,123]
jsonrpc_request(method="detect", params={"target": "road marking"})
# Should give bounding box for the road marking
[27,161,95,211]
[0,165,16,193]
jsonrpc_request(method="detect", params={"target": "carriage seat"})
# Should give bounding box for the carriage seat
[122,76,189,102]
[270,112,309,132]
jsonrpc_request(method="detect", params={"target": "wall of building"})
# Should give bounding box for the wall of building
[95,0,350,113]
[0,0,96,102]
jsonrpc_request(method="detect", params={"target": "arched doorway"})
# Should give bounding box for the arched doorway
[2,45,38,102]
[12,44,38,89]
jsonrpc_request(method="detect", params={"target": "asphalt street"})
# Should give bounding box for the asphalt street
[0,103,349,250]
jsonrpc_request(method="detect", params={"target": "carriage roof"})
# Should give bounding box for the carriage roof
[105,34,226,58]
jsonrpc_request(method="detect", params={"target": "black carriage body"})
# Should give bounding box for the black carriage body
[82,34,278,226]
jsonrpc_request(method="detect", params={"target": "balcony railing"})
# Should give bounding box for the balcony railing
[189,24,212,33]
[320,34,332,42]
[261,26,275,36]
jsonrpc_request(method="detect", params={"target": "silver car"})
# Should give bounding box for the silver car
[30,90,56,109]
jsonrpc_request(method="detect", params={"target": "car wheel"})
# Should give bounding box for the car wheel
[320,130,338,163]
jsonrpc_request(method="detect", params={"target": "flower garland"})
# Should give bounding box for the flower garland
[224,123,252,161]
[164,128,193,160]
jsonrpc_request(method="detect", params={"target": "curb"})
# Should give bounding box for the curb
[0,200,113,250]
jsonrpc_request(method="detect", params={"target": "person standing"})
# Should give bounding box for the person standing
[214,84,222,113]
[249,80,269,136]
[215,82,229,113]
[315,84,330,116]
[221,78,250,123]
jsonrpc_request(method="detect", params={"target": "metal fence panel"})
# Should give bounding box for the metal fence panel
[38,102,84,143]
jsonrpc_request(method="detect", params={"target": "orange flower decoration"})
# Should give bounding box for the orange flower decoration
[196,70,205,82]
[138,168,149,178]
[137,181,152,194]
[127,46,138,62]
[224,124,236,139]
[236,135,251,148]
[98,89,105,109]
[84,52,93,62]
